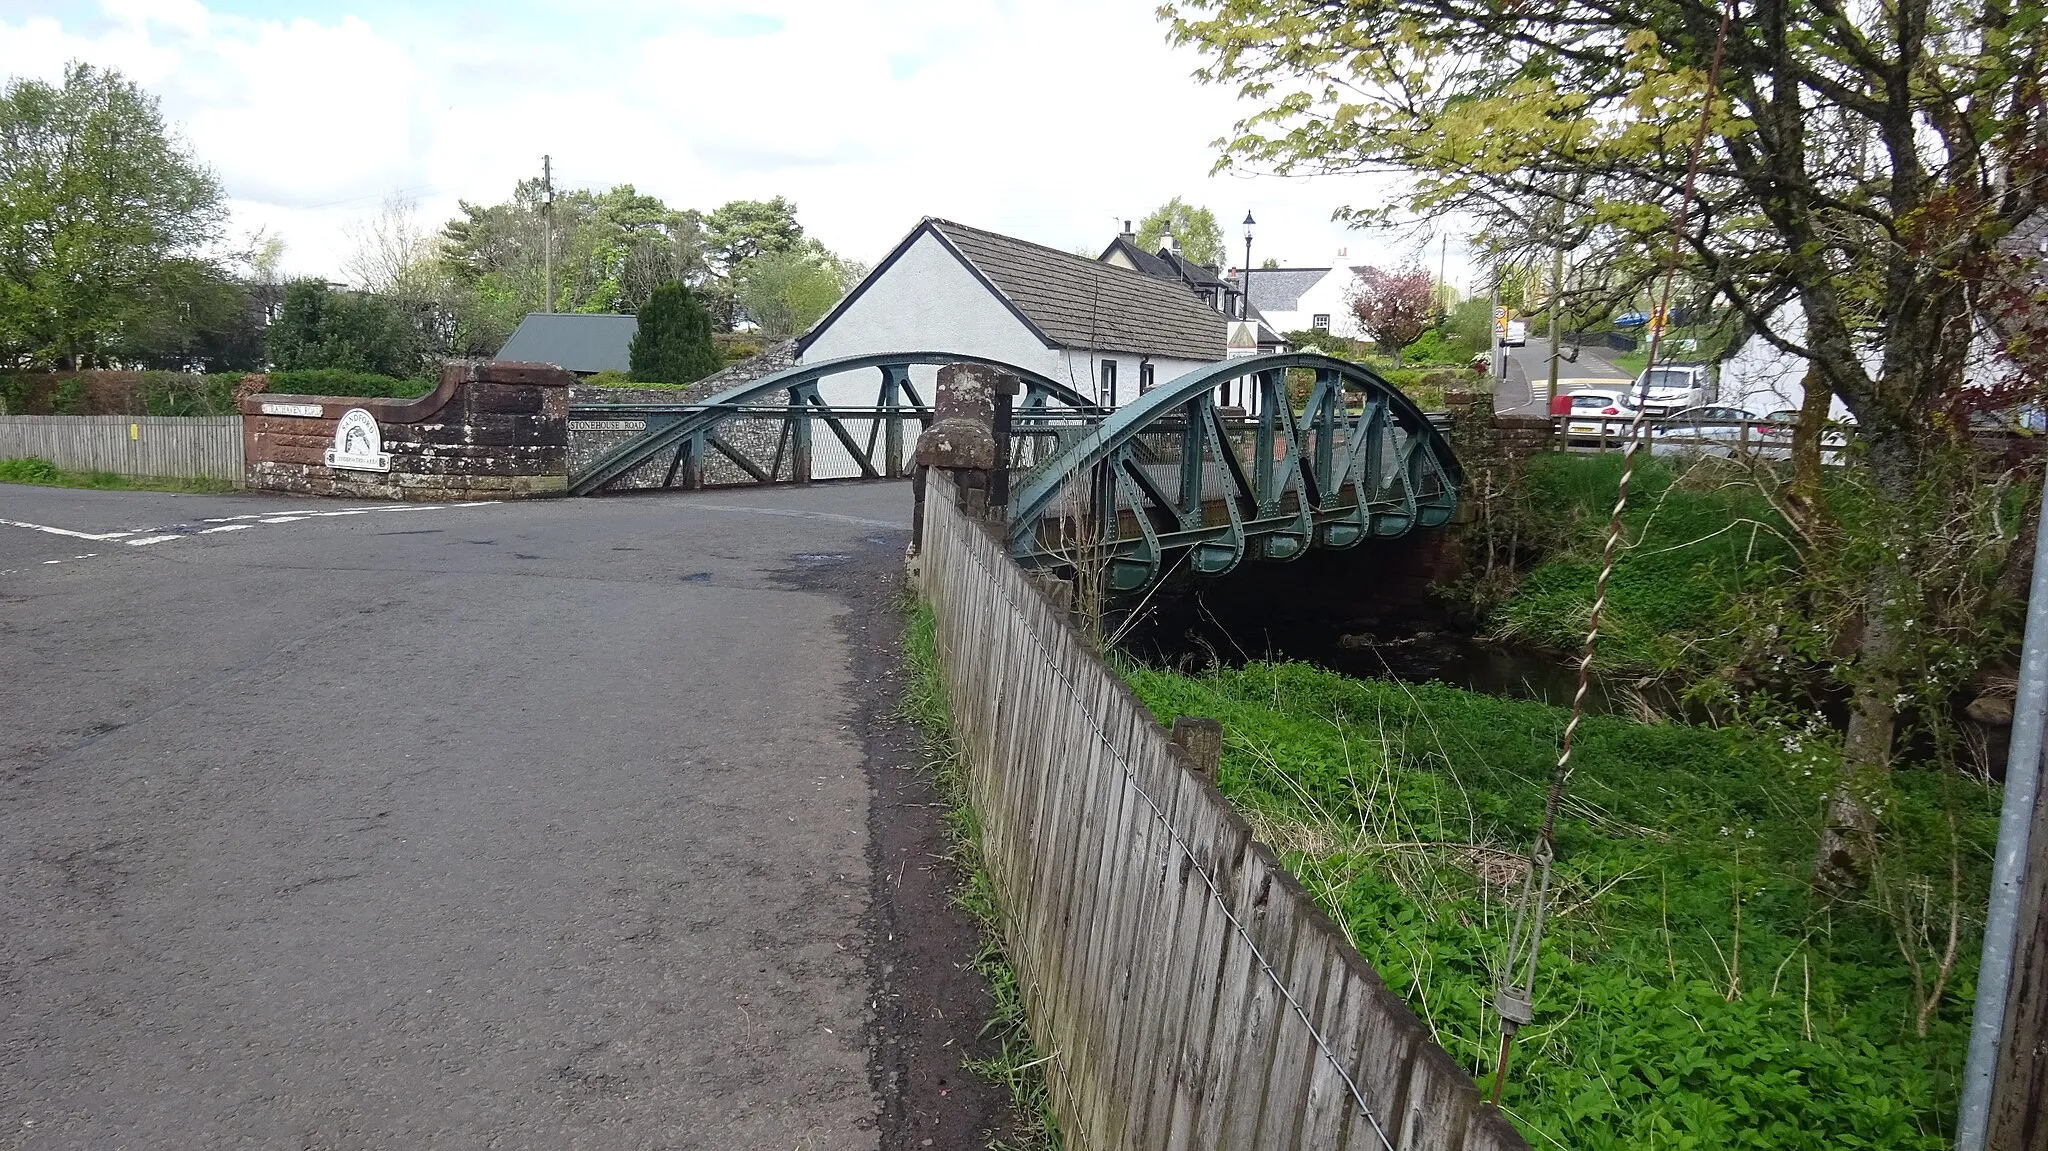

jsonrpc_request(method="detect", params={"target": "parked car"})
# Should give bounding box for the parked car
[1563,389,1640,442]
[1629,364,1714,417]
[1503,320,1528,347]
[1649,405,1765,456]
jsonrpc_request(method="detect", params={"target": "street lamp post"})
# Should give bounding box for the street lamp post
[1241,211,1256,320]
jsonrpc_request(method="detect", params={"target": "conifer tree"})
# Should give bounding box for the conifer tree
[630,281,719,384]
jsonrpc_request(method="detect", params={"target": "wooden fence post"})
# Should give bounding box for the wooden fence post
[1170,716,1223,779]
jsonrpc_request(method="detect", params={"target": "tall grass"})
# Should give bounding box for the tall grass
[1124,659,1996,1151]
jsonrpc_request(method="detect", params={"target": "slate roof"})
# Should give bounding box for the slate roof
[929,220,1225,360]
[1099,236,1233,291]
[1237,267,1335,314]
[496,313,637,374]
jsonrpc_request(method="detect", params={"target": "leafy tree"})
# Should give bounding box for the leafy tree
[734,242,852,337]
[0,63,226,368]
[704,197,804,273]
[439,182,707,351]
[630,281,720,384]
[1166,0,2048,887]
[267,280,421,379]
[1135,198,1226,267]
[119,260,263,373]
[1347,266,1436,366]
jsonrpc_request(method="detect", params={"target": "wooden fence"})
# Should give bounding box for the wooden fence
[0,415,243,481]
[918,471,1526,1151]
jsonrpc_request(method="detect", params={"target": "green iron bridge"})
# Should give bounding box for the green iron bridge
[568,351,1464,594]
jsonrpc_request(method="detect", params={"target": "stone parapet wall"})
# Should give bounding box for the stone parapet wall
[1491,413,1557,458]
[238,360,571,500]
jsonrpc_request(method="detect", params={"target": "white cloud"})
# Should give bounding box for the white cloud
[0,0,1486,291]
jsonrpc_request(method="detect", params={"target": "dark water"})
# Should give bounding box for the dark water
[1108,543,1637,714]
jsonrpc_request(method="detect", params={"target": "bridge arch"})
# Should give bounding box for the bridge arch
[1006,353,1464,594]
[569,350,1102,496]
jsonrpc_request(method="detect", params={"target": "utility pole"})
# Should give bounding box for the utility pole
[1488,272,1503,382]
[1438,234,1449,315]
[542,155,554,315]
[1546,244,1565,409]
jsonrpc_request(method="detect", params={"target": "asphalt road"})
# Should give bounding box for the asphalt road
[1494,337,1632,415]
[0,480,989,1150]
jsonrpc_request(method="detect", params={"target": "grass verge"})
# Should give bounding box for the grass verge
[1123,659,1996,1151]
[0,456,238,494]
[900,599,1064,1151]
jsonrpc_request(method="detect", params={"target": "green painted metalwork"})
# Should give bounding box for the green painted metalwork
[567,351,1102,497]
[1006,353,1463,594]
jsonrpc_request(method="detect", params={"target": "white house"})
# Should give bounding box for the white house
[1236,258,1369,341]
[798,218,1227,410]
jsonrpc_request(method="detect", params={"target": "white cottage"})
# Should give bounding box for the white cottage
[798,218,1227,408]
[1236,260,1368,341]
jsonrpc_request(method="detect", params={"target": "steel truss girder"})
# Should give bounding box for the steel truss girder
[567,351,1102,496]
[1007,353,1464,594]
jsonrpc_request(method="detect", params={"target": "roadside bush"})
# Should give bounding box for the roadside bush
[0,457,61,483]
[266,369,434,399]
[1397,326,1469,366]
[0,370,246,416]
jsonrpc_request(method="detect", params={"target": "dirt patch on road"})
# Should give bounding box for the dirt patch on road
[776,533,1025,1150]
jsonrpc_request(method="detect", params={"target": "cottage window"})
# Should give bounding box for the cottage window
[1312,313,1331,331]
[1099,360,1118,407]
[1139,362,1155,394]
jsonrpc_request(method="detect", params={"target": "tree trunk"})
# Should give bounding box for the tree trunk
[1791,362,1829,505]
[1815,429,1917,892]
[1817,598,1898,890]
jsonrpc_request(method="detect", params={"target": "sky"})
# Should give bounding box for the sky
[0,0,1479,289]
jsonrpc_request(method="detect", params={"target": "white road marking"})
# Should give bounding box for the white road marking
[4,500,504,564]
[0,518,137,541]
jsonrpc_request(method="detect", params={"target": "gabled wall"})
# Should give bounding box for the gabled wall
[801,230,1219,410]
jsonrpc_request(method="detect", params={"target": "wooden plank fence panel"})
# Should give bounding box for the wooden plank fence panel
[0,415,243,481]
[917,472,1528,1151]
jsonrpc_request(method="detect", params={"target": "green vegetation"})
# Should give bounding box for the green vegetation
[0,64,244,372]
[1134,197,1226,267]
[581,369,691,391]
[902,603,1063,1151]
[1485,452,1790,676]
[267,280,425,380]
[732,245,852,338]
[0,456,236,493]
[265,369,433,399]
[1123,659,1995,1150]
[1,370,248,416]
[630,282,721,385]
[1163,0,2047,890]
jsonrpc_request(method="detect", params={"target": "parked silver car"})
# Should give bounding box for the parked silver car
[1649,405,1771,456]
